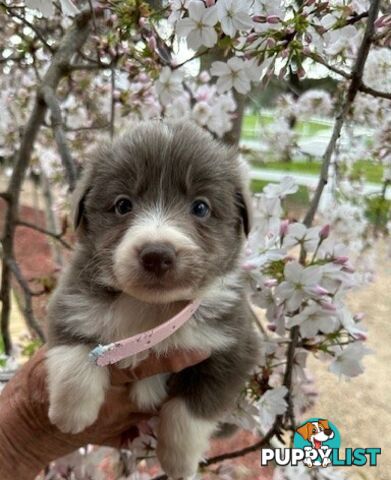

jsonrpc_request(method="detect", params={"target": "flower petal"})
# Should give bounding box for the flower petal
[188,0,205,21]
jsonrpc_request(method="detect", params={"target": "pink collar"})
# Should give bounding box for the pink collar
[89,300,201,367]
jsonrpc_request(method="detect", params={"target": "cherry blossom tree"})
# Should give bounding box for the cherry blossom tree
[0,0,390,479]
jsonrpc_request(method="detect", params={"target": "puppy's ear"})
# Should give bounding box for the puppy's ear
[235,192,251,236]
[296,423,311,440]
[235,157,253,237]
[319,419,330,430]
[72,165,92,233]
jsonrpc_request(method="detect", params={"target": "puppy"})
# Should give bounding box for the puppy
[46,121,259,479]
[297,419,334,467]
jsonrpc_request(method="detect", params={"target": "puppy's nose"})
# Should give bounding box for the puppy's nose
[139,243,176,276]
[324,429,332,436]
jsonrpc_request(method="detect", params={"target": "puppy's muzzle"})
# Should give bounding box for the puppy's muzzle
[139,243,176,277]
[324,429,333,436]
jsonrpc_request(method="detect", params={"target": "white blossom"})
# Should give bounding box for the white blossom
[168,0,189,24]
[226,397,261,431]
[329,343,372,378]
[216,0,253,37]
[210,57,251,94]
[256,386,288,430]
[176,1,218,50]
[287,303,338,338]
[363,48,391,93]
[324,25,361,56]
[155,67,184,106]
[337,307,367,340]
[192,101,211,126]
[25,0,55,17]
[276,262,322,312]
[253,194,283,236]
[282,223,321,253]
[296,90,333,117]
[263,176,298,199]
[164,94,191,119]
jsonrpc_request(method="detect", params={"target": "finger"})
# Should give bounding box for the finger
[111,349,211,384]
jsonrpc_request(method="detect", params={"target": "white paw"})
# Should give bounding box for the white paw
[157,398,216,479]
[130,374,168,410]
[157,442,199,479]
[48,398,101,434]
[46,345,109,434]
[303,457,313,468]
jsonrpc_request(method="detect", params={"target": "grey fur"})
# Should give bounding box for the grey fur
[47,120,259,471]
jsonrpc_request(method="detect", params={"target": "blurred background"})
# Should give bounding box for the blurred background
[0,1,390,479]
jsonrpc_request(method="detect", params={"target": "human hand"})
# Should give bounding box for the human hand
[0,346,210,480]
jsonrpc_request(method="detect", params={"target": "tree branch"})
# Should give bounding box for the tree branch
[5,258,46,341]
[308,54,391,100]
[0,9,92,354]
[359,83,391,100]
[4,5,54,53]
[41,86,78,191]
[16,219,72,250]
[303,0,381,228]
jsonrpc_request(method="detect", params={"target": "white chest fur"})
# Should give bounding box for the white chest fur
[60,273,242,410]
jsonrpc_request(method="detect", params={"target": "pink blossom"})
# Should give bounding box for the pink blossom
[148,36,157,51]
[311,285,330,296]
[280,219,289,237]
[252,15,266,23]
[266,15,280,24]
[334,255,349,265]
[319,224,330,240]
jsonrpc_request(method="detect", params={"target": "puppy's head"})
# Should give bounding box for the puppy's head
[73,121,252,304]
[296,420,333,443]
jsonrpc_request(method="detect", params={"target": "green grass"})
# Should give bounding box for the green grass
[250,159,383,184]
[242,113,330,140]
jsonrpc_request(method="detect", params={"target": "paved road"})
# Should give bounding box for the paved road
[250,167,390,200]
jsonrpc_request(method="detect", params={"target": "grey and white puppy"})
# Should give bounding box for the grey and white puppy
[46,121,259,479]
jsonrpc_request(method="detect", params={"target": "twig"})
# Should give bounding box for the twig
[359,84,391,100]
[65,123,110,132]
[16,219,72,250]
[41,86,78,190]
[110,66,116,139]
[308,54,391,100]
[5,258,45,341]
[4,5,54,53]
[303,0,381,228]
[67,63,112,71]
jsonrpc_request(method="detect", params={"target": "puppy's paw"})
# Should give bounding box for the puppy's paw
[48,394,103,434]
[157,398,216,479]
[157,442,199,479]
[130,374,168,411]
[46,345,109,434]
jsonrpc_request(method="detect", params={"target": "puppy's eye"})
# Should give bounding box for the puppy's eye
[115,197,133,216]
[191,199,210,218]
